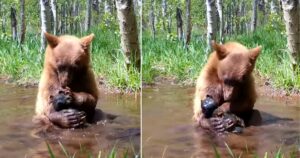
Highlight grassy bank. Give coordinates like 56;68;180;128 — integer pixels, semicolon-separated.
142;27;299;91
0;29;140;92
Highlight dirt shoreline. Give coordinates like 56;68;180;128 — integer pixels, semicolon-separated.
0;76;140;95
142;74;300;101
2;74;300;100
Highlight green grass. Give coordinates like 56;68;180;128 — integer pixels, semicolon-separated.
46;141;133;158
212;142;299;158
142;27;300;91
0;28;140;92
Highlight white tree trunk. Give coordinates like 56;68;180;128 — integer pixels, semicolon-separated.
216;0;223;42
40;0;51;50
206;0;217;52
1;3;5;33
85;0;92;32
19;0;26;44
104;0;112;14
270;0;278;14
150;0;156;38
282;0;300;66
50;0;57;35
116;0;141;70
251;0;258;32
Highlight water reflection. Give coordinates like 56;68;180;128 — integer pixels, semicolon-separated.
0;83;140;157
143;85;300;157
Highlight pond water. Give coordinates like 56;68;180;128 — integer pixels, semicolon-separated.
0;83;140;158
143;85;300;158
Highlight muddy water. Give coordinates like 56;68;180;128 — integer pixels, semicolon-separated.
143;85;300;158
0;83;140;158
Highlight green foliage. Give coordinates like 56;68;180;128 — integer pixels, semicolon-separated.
212;143;298;158
46;142;131;158
0;28;140;92
142;31;206;85
230;27;300;90
143;26;300;91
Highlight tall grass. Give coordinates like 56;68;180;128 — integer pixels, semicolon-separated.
212;143;299;158
142;27;299;90
46;142;133;158
0;29;140;92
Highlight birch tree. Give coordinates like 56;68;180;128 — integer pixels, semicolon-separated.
162;0;167;31
10;7;17;41
0;2;5;33
205;0;217;52
85;0;92;32
19;0;26;44
50;0;57;35
216;0;223;42
270;0;279;14
150;0;156;38
251;0;258;32
281;0;300;67
40;0;52;50
116;0;141;70
185;0;192;46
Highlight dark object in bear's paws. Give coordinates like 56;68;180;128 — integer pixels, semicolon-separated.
51;93;72;111
201;96;218;118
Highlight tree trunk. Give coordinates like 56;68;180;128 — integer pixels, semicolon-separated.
104;0;112;25
0;2;6;33
167;12;172;33
19;0;26;44
50;0;57;35
40;0;52;50
258;0;265;25
205;0;217;52
216;0;223;42
133;0;142;16
281;0;300;67
176;7;183;41
270;0;278;14
115;0;141;70
104;0;112;14
239;0;246;34
185;0;192;46
251;0;258;32
10;7;18;41
162;0;167;31
73;0;79;33
85;0;92;32
150;0;156;38
92;0;100;13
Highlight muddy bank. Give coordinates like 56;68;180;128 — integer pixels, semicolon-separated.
0;76;140;94
143;73;300;101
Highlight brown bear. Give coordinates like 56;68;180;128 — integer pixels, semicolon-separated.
33;32;99;128
193;41;261;132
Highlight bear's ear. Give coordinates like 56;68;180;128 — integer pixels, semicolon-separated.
211;40;227;59
249;46;262;62
81;33;95;49
44;32;59;48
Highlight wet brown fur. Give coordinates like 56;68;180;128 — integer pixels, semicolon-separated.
193;41;261;129
33;32;99;127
